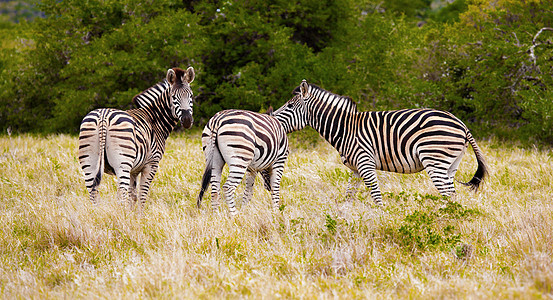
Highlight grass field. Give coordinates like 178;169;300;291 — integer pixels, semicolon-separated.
0;131;552;298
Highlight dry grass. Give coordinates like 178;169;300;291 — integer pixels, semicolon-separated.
1;130;552;299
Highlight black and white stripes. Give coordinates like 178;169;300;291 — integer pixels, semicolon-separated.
273;80;489;205
78;73;489;215
78;67;195;213
197;109;289;215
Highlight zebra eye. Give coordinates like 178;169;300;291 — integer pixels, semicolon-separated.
287;103;294;108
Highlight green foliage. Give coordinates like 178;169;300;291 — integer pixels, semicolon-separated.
385;192;481;253
397;210;460;251
324;214;337;235
413;0;553;142
318;213;340;244
193;0;345;122
428;0;467;23
1;0;202;132
308;12;432;111
0;0;43;23
0;0;552;143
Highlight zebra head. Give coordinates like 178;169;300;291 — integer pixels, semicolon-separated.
167;67;195;129
273;80;310;133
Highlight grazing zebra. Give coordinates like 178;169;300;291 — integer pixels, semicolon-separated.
197;109;289;216
78;67;195;213
273;80;488;205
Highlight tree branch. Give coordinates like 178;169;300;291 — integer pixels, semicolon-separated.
529;27;553;65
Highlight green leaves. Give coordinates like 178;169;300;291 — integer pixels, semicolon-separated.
385;192;481;253
1;0;552;143
1;0;202;132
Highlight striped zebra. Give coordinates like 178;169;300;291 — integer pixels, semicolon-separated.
78;67;195;213
273;80;489;205
197;109;289;216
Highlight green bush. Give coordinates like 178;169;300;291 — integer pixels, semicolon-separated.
385;192;481;253
413;0;553;142
0;0;552;143
1;0;204;132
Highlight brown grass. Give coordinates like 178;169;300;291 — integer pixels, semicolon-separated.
0;131;552;298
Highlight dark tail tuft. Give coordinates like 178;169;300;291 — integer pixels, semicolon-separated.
197;132;217;209
459;132;489;193
197;156;212;208
458;163;486;192
93;119;108;191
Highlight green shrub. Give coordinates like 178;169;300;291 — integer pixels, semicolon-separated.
1;0;552;143
385;192;481;253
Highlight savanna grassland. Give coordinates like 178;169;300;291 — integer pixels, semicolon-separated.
0;131;552;299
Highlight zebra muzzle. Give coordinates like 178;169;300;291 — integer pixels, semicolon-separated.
180;109;193;129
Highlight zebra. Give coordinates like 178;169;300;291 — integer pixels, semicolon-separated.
78;67;195;213
197;109;289;216
272;80;489;205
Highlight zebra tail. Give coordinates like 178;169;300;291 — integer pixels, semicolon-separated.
459;132;489;192
197;132;217;208
94;119;108;188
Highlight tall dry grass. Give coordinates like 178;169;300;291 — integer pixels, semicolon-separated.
0;131;552;298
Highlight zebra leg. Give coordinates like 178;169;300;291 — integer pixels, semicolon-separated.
135;163;159;214
260;169;272;191
89;188;99;204
269;162;285;211
115;173;132;209
242;170;257;206
112;166;131;209
78;121;103;205
84;172;101;204
424;164;456;197
105;157;133;210
223;164;249;216
345;171;362;202
103;123;136;210
357;161;384;206
129;174;138;208
209;152;225;213
117;186;131;210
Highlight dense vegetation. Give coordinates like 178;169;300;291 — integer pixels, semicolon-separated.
1;0;552;144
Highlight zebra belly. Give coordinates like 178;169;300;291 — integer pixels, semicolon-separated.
249;157;275;172
374;154;424;174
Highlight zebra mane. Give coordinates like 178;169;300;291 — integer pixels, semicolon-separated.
132;80;170;109
295;83;358;113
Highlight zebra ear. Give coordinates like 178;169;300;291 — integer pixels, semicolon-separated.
167;69;176;85
184;67;195;84
299;80;309;98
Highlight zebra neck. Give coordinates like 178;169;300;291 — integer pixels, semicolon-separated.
151;98;178;136
303;85;360;155
308;106;356;153
140;90;178;137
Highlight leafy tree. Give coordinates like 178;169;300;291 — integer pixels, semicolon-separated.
415;0;553;142
428;0;467;23
192;0;352;123
1;0;203;132
1;0;552;144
